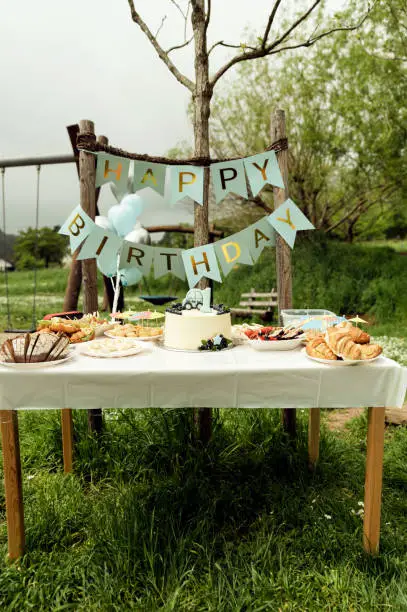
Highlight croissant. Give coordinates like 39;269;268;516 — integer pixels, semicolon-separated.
306;336;337;360
360;344;382;360
335;321;370;344
326;328;362;360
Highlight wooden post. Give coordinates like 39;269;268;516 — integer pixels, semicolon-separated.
64;124;82;312
79;121;102;433
79;119;99;314
271;109;295;437
363;407;385;555
61;409;74;473
0;410;25;559
308;408;320;470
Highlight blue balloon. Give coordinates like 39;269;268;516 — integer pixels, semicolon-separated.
108;203;138;237
119;267;143;287
120;194;144;219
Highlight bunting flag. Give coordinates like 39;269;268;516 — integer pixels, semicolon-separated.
182;243;222;288
170;165;204;206
59;197;314;289
267;198;315;248
95;153;130;193
59;205;95;251
119;241;155;276
243;151;284;195
211;159;248;203
214;231;253;277
133;160;166;196
154;247;185;280
76;226;123;277
242;217;276;262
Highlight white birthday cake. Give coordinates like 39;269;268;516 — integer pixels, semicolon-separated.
164;289;231;351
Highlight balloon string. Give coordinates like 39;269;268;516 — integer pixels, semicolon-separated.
111;254;121;319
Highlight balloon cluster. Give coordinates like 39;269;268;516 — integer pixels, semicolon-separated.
95;184;150;287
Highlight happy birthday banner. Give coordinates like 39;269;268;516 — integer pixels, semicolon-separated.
60;199;314;289
94;149;285;205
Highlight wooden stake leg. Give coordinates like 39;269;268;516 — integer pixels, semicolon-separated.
61;409;74;473
195;408;212;443
363;407;385;555
0;410;25;559
282;408;296;437
308;408;320;470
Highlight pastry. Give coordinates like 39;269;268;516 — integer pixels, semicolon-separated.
306;336;337;360
325;327;362;360
360;344;382;360
335;321;370;344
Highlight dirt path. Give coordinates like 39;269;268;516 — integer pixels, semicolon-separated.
326;408;365;431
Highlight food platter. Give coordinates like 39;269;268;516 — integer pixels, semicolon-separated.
104;330;162;342
0;351;75;369
80;338;145;358
248;338;303;351
302;347;382;366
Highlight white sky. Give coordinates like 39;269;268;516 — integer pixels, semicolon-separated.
0;0;346;235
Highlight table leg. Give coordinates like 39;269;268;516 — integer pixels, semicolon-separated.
363;406;385;555
61;409;74;473
0;410;25;559
308;408;320;471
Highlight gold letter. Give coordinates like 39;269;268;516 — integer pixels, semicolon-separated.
179;171;196;192
96;235;109;256
221;241;241;264
277;208;295;230
190;251;210;275
127;247;144;265
252;158;269;181
160;252;177;271
254;229;270;249
104;159;122;182
68;213;85;237
141;168;157;186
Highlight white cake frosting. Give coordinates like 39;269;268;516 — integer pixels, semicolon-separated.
164;309;232;350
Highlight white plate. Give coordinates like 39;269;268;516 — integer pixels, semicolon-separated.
80;339;145;358
104;330;163;341
302;347;382;366
248;337;303;351
0;351;75;369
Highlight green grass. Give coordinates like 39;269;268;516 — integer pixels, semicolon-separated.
0;409;407;610
360;239;407;253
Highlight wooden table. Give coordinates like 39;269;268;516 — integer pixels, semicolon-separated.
0;345;405;559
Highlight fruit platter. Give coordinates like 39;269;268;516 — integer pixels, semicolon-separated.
245;326;305;351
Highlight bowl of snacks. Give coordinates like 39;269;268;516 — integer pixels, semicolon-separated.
246;326;304;351
105;323;163;341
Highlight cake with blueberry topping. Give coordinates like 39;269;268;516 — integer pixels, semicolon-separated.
164;288;232;350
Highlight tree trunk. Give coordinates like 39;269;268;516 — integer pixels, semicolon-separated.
191;1;212;443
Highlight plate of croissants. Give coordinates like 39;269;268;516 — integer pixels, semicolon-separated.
304;321;383;365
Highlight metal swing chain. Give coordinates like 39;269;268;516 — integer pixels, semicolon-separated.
31;165;41;330
1;167;12;329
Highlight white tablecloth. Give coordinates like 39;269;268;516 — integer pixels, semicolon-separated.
0;343;405;411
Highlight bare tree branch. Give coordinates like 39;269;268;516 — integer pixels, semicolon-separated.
166;36;194;54
169;0;187;19
155;15;167;39
208;40;257;55
127;0;194;92
205;0;211;31
210;0;373;87
262;0;284;48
